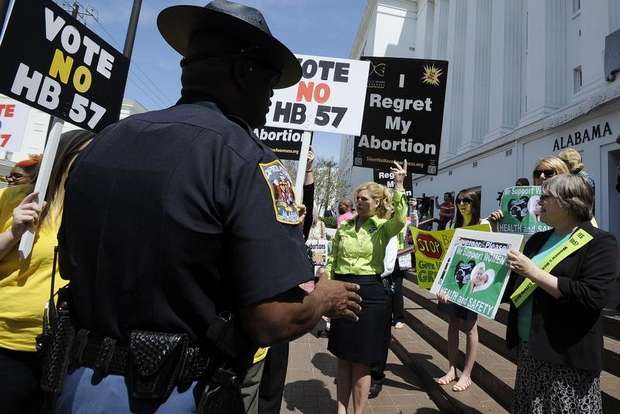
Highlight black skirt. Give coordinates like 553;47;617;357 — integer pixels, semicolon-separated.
438;302;478;321
328;274;391;365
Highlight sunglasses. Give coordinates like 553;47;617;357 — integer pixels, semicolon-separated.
533;169;556;178
457;198;473;205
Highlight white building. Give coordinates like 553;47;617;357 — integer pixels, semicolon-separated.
341;0;620;244
0;94;147;164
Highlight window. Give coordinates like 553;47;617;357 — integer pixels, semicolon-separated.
573;66;583;93
572;0;581;14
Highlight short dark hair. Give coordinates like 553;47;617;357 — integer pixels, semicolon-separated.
515;177;530;186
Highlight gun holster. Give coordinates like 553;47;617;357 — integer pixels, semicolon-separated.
194;365;245;414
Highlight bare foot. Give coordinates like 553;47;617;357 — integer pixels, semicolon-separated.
452;375;472;391
435;369;457;385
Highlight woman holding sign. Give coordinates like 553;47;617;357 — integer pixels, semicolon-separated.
436;189;489;392
323;161;408;414
0;130;93;414
505;174;617;414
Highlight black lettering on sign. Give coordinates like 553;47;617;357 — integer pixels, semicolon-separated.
0;0;129;132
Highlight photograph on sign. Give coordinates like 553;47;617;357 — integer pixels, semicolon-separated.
373;169;413;198
354;57;448;175
411;223;491;289
253;126;312;160
0;99;30;153
498;186;551;234
0;0;130;132
266;54;369;136
429;229;523;319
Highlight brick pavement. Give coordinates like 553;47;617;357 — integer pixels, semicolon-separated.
279;328;439;414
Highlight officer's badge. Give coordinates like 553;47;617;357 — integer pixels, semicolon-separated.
259;160;300;225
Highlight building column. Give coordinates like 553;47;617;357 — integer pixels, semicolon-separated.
609;0;620;33
486;0;524;142
444;0;468;157
459;0;492;152
415;0;435;58
431;0;449;59
521;0;567;125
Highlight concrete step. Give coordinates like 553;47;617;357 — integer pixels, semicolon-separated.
403;277;620;379
401;295;516;410
390;315;507;413
403;276;620;412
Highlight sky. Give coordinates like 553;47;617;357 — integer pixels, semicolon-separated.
72;0;367;161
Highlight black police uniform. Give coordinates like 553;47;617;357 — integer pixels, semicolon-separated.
56;101;313;411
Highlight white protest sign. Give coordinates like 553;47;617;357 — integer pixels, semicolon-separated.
266;54;370;136
0;99;30;153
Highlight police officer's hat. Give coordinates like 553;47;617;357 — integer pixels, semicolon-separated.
157;0;301;89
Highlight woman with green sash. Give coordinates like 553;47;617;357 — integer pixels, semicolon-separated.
505;174;617;414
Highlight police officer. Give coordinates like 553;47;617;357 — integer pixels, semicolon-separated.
53;1;362;413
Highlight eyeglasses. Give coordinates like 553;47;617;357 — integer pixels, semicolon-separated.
533;169;556;178
539;193;553;202
457;198;473;205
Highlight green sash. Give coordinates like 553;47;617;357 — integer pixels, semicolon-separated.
510;228;593;308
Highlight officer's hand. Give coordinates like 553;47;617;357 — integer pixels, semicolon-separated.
11;192;45;239
314;268;362;321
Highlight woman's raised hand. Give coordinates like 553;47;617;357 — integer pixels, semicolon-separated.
391;159;408;189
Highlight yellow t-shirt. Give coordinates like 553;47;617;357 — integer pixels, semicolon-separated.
0;185;65;352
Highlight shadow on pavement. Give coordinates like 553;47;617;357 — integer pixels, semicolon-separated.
282;379;336;413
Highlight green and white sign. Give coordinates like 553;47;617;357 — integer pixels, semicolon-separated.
497;186;551;234
430;229;523;319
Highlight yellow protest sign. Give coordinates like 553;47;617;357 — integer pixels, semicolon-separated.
412;223;491;289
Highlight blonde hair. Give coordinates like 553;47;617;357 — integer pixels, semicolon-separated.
542;174;593;221
533;156;570;180
355;182;393;219
558;148;585;174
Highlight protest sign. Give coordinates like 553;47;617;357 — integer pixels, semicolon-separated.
253;126;312;161
498;186;551;234
307;239;329;267
0;0;130;132
266;54;369;136
0;99;30;153
373;169;413;198
354;57;448;175
430;229;523;319
412;223;491;289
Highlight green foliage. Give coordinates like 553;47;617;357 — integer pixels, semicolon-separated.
320;215;337;229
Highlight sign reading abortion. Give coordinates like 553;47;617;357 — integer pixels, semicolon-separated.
0;100;30;153
0;0;130;132
266;54;369;136
253;126;313;160
373;169;413;198
354;57;448;175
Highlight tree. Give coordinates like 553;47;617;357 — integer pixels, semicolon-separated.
314;158;346;215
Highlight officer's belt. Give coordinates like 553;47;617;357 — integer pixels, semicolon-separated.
71;329;210;384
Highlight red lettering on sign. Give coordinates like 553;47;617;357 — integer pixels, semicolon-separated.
0;134;11;147
296;81;331;104
416;234;443;259
0;104;15;118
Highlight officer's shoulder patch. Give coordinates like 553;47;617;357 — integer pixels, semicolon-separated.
259;160;300;225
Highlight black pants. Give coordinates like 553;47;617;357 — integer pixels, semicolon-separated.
0;347;42;414
258;342;289;414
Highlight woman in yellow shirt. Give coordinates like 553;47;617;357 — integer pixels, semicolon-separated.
323;161;408;414
0;130;93;414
